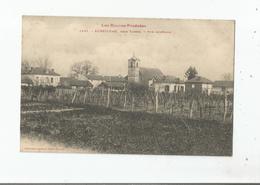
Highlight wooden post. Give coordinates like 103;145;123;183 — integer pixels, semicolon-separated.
124;90;127;109
131;94;135;112
189;99;194;119
223;91;227;122
71;90;77;104
198;98;203;119
83;88;88;104
155;91;158;113
106;87;110;108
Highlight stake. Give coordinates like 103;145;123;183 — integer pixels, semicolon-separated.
223;91;227;122
83;88;88;104
189;99;194;119
71;90;77;104
155;91;158;113
131;95;135;112
106;87;110;108
124;90;127;109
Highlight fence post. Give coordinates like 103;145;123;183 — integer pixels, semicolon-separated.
71;90;77;104
124;90;127;109
155;91;158;113
189;98;194;119
106;87;110;108
223;91;227;122
83;88;88;104
131;94;135;112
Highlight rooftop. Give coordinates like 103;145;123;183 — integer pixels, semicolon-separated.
213;80;234;88
60;77;93;87
139;67;164;82
22;67;60;76
185;76;212;84
155;75;184;83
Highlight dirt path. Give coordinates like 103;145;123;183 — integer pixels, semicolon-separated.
21;108;84;114
20;136;97;154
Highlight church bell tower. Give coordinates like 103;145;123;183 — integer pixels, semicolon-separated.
128;54;140;83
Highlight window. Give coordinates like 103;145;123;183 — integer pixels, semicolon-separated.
192;84;195;88
174;85;177;92
165;85;170;92
51;77;54;83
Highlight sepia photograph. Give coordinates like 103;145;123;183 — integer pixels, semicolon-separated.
20;16;235;156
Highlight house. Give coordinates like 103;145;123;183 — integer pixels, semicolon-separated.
85;75;105;88
153;75;185;93
97;81;126;91
127;55;164;86
22;67;61;87
96;75;126;91
86;75;126;88
185;76;213;95
21;76;33;87
59;77;93;89
212;80;234;95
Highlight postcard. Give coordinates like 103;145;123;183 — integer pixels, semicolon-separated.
21;16;234;155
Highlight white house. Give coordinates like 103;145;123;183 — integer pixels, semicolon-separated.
22;67;61;87
185;76;213;95
152;76;185;93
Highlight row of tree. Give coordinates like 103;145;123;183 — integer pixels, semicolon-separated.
21;58;99;77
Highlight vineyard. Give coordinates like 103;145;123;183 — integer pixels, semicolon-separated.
21;101;233;155
21;86;233;123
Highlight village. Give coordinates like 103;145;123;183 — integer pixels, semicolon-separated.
21;55;234;96
20;54;234;156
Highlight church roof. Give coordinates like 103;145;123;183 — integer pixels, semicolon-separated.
139;67;164;82
185;76;212;84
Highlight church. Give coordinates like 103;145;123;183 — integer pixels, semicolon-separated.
128;55;163;84
127;55;185;93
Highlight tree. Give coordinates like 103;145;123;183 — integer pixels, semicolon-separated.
33;57;52;70
21;60;31;73
184;66;198;80
70;60;98;79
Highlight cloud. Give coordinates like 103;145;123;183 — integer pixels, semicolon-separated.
22;16;234;80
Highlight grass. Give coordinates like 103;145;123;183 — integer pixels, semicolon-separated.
20;102;233;156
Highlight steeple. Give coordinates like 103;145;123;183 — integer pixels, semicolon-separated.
128;54;140;83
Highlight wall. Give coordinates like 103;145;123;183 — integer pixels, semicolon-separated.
154;83;185;93
23;74;60;87
202;84;213;95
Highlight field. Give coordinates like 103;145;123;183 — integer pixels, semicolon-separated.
21;101;233;156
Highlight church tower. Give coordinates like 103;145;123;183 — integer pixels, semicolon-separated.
128;54;140;83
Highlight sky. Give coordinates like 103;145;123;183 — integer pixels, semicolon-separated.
22;16;235;81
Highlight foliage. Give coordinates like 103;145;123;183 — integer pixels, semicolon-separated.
70;60;99;79
184;66;198;80
21;57;52;72
127;82;149;96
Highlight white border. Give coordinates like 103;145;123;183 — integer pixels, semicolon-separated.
0;0;260;183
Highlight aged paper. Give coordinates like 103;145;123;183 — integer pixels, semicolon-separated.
21;16;234;155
